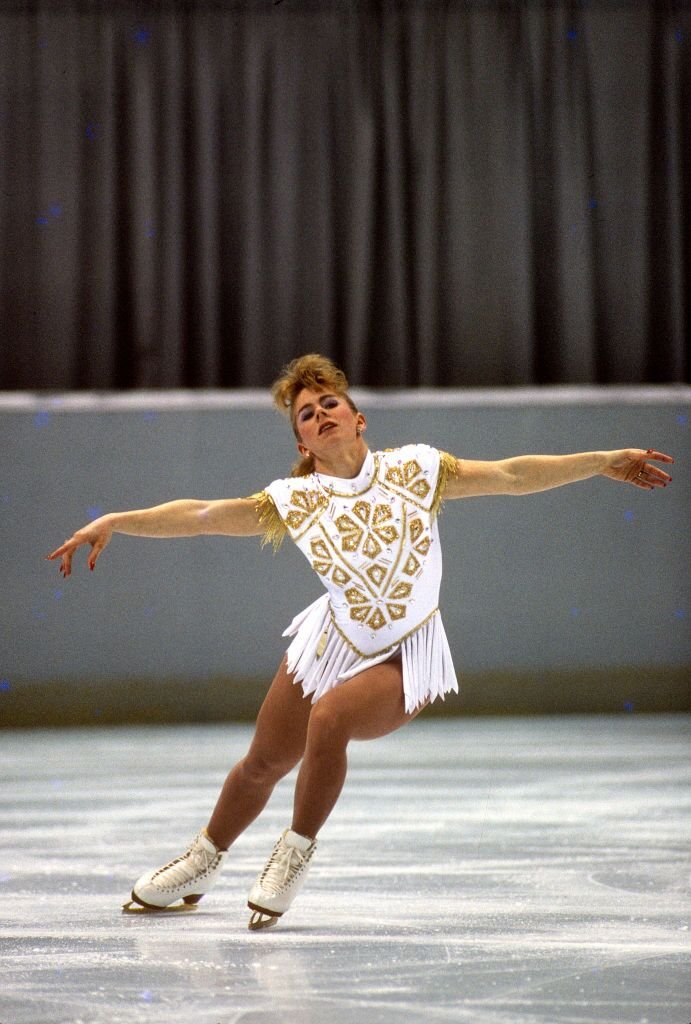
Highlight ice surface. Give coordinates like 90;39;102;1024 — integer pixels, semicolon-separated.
1;715;689;1024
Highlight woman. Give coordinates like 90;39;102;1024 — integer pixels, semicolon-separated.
47;354;674;929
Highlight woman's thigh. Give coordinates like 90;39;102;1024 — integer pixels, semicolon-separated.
309;656;424;743
245;657;314;769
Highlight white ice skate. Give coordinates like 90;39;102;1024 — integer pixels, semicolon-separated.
247;828;317;930
123;831;225;913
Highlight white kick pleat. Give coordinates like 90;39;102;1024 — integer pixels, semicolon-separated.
283;595;458;713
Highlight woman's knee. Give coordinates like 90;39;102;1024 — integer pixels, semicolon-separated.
305;699;350;754
241;749;297;787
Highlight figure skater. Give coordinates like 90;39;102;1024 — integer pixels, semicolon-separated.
47;354;674;929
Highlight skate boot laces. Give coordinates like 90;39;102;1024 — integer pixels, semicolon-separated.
152;836;219;891
260;840;307;896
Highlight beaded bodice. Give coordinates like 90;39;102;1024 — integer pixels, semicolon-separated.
262;445;453;657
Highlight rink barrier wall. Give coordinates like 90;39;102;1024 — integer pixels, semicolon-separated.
0;667;689;729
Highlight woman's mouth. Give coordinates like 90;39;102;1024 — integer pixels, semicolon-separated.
319;422;336;435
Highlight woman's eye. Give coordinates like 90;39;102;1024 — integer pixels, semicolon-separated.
323;399;338;409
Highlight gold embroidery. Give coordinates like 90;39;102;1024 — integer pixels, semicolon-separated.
285;488;328;534
408;513;432;558
403;459;422;483
301;489;327;512
409;479;431;499
335;514;364;553
385;465;404;487
341;533;362;553
350;606;369;622
375;523;398;544
340;572;414;630
403;553;420;576
347;594;409;628
291;491;311;511
342;568;413;629
308;532;361;592
329;607;440;659
410;518;424;542
317;525;378;599
353;501;371;525
336;502;398;557
310;538;330;560
336;513;357;531
365;564;387;588
362;534;382;559
286;510;306;530
381;504;407;594
384;459;432;506
368;608;386;630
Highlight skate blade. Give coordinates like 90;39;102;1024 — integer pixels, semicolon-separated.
248;910;279;931
122;899;198;914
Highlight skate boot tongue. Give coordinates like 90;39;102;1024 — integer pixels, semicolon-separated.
198;831;220;855
284;830;313;853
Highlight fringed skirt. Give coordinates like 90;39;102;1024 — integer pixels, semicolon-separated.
283;594;458;714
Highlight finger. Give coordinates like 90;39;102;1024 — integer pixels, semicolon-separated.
644;450;674;463
48;534;83;558
46;542;71;560
637;462;672;485
643;465;672;484
89;542;105;571
637;477;661;490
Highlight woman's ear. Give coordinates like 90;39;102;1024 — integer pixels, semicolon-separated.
356;413;366;435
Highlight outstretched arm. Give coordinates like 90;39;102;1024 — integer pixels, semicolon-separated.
444;448;674;499
46;497;263;577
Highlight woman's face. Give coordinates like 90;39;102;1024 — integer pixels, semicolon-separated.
293;387;365;456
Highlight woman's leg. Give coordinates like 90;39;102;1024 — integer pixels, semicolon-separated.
291;655;423;839
206;657;313;850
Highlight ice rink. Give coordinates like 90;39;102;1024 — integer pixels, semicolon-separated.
1;714;689;1024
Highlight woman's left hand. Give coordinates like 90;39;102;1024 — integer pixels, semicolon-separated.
602;449;674;490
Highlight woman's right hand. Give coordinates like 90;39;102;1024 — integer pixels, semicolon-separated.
46;516;114;577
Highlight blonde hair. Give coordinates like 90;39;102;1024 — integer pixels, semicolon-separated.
271;354;358;476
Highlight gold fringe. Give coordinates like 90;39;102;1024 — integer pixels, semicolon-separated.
249;490;287;552
431;450;459;519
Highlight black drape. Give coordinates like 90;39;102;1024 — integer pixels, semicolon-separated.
0;0;687;389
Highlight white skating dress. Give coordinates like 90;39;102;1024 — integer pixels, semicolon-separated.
255;444;458;713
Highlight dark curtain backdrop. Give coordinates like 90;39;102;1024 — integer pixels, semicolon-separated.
0;0;688;389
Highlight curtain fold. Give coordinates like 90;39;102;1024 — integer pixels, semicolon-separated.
0;0;687;389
